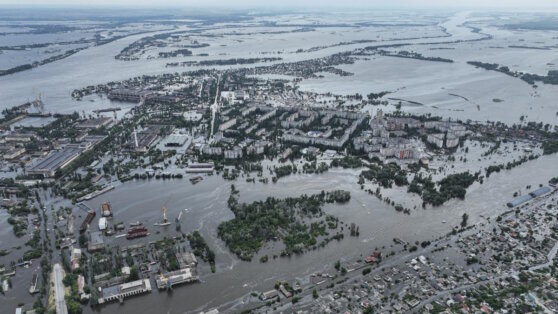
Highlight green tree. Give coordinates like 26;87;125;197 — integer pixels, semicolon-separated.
127;265;139;282
78;234;87;248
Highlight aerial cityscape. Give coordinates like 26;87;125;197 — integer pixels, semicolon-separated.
1;0;558;313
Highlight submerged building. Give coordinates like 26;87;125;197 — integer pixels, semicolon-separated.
98;279;152;304
506;186;552;208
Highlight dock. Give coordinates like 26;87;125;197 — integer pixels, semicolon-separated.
77;185;115;202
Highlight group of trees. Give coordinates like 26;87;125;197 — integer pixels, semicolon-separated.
360;163;408;188
187;231;216;272
485;154;538;177
273;164;295;179
408;172;478;207
331;156;363;169
469;61;558;86
218;189;349;260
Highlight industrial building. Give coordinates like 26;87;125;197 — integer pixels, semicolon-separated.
107;88;151;103
88;231;105;252
506;186;552;208
98;279;152;304
126;125;163;153
155;268;198;290
75;117;113;130
25;145;84;177
177;252;198;269
3;133;34;143
162;133;189;147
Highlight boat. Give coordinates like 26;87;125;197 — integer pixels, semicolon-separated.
29;274;38;294
442;220;447;224
79;210;96;233
130;221;142;227
101;202;113;217
126;226;148;240
190;176;203;184
154;221;171;227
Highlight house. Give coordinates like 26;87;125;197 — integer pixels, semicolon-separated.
262;289;279;300
70;247;82;270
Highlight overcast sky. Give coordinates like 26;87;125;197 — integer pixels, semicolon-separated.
1;0;558;9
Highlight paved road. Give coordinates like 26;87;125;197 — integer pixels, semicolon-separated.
209;75;220;139
530;240;558;271
53;263;68;314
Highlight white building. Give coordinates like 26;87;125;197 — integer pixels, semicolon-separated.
446;133;460;148
221;91;249;104
426;133;445;148
218;118;237;132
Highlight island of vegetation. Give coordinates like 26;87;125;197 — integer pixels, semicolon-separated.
217;185;351;261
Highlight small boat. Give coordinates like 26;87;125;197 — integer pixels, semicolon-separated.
154;222;171;227
130;221;142;227
442;220;447;224
190;176;203;184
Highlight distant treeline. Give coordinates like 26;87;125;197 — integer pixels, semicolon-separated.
377;49;454;63
167;57;283;68
0;47;86;77
468;61;558;86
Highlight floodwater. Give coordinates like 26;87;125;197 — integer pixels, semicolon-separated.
0;11;556;126
2;9;558;313
74;151;558;313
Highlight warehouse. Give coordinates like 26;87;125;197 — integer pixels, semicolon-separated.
25;145;83;177
98;279;152;304
506;186;551;208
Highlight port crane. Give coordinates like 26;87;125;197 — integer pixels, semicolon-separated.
154;195;172;227
175;208;188;224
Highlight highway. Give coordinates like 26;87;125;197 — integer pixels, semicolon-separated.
53;263;68;314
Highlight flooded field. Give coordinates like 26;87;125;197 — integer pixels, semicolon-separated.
1;10;557;126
